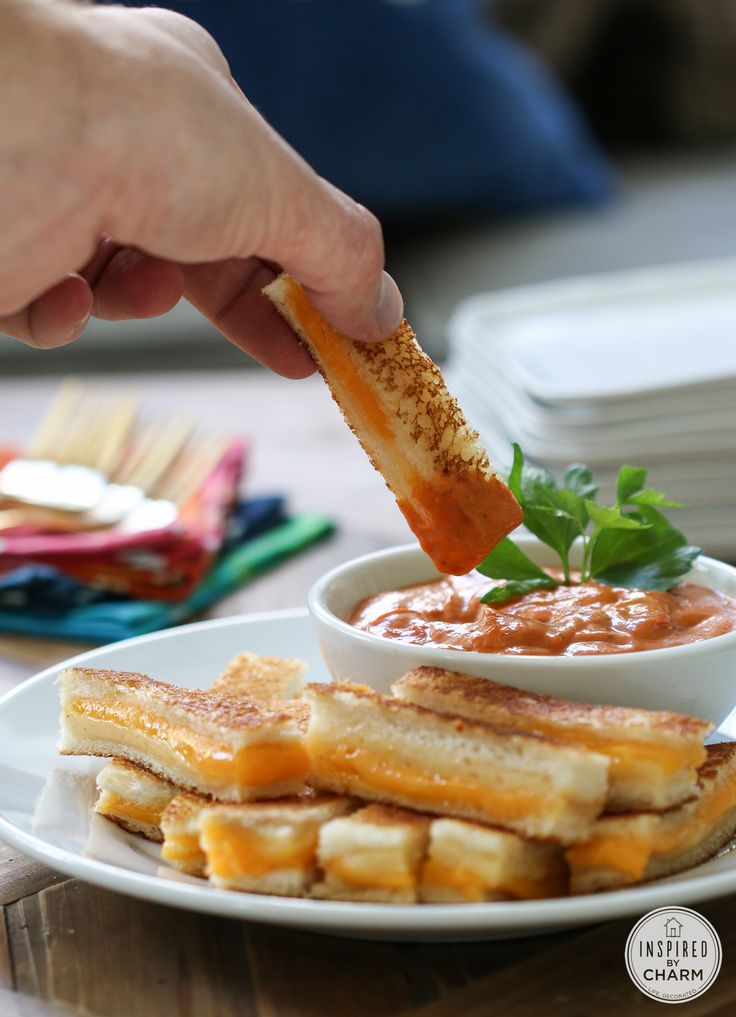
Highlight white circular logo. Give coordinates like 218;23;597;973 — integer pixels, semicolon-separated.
625;907;722;1003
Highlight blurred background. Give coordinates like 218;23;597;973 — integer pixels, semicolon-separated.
3;0;736;372
1;0;736;659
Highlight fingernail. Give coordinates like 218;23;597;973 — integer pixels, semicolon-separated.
64;312;90;341
375;272;403;337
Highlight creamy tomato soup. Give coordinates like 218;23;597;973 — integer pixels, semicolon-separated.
349;571;736;656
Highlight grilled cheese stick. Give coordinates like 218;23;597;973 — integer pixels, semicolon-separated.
305;682;609;844
160;792;209;875
567;742;736;894
263;274;521;574
395;667;712;811
199;794;354;896
211;652;306;706
95;759;180;843
420;818;567;903
92;653;310;841
60;667;309;802
312;804;429;903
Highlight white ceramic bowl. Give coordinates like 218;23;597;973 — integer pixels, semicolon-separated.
308;538;736;725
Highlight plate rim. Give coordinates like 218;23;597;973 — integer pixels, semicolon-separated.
1;609;736;936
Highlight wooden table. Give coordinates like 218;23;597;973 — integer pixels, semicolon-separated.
0;370;733;1017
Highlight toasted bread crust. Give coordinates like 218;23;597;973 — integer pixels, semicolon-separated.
211;653;306;706
100;812;164;844
305;682;609;843
395;667;712;740
263;274;521;573
306;680;566;746
62;667;293;729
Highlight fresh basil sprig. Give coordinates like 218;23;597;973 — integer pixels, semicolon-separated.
477;445;701;605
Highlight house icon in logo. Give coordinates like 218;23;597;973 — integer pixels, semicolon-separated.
664;917;684;938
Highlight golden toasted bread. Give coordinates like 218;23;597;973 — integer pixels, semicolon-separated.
60;667;309;802
211;652;306;706
95;759;180;843
312;804;430;904
394;667;712;812
567;742;736;894
160;792;210;875
305;682;610;844
263;273;521;574
93;652;308;838
199;793;354;896
420;817;567;903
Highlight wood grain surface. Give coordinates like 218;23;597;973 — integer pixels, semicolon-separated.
0;371;733;1016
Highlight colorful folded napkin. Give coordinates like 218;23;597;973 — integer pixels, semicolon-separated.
0;498;333;644
0;440;247;602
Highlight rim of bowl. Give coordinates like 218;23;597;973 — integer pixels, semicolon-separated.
307;539;736;667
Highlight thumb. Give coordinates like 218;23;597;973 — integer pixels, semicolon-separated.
254;134;403;341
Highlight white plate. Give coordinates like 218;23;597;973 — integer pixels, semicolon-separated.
448;258;736;405
1;609;735;942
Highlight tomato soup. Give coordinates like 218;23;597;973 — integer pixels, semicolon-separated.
349;572;736;656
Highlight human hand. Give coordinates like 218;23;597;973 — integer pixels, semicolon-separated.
0;3;403;377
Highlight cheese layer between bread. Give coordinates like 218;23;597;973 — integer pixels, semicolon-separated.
199;797;353;895
263;274;521;574
567;742;736;892
312;805;429;903
395;667;711;811
59;668;309;801
305;682;609;844
420;818;566;903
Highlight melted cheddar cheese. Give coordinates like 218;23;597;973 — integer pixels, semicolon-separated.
421;859;564;901
201;822;316;880
97;791;164;829
310;741;549;823
568;772;736;880
71;699;309;789
566;833;654;881
283;279;393;442
161;833;204;866
322;856;416;892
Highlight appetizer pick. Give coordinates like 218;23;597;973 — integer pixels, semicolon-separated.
479;446;702;604
262;273;521;574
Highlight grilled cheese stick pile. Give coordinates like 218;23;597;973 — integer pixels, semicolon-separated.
59;656;736;902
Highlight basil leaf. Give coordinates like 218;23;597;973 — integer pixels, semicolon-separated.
523;505;582;562
514;449;558;506
595;545;702;590
564;463;599;501
585;501;650;531
557;488;591;531
616;465;648;506
477;537;552;582
628;488;683;509
588;505;687;578
481;576;557;605
507;443;524;503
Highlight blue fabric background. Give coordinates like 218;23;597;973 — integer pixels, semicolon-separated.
143;0;614;221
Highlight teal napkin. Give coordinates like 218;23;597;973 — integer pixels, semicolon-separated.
0;513;334;644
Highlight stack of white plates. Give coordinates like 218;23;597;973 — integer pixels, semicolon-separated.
446;259;736;559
